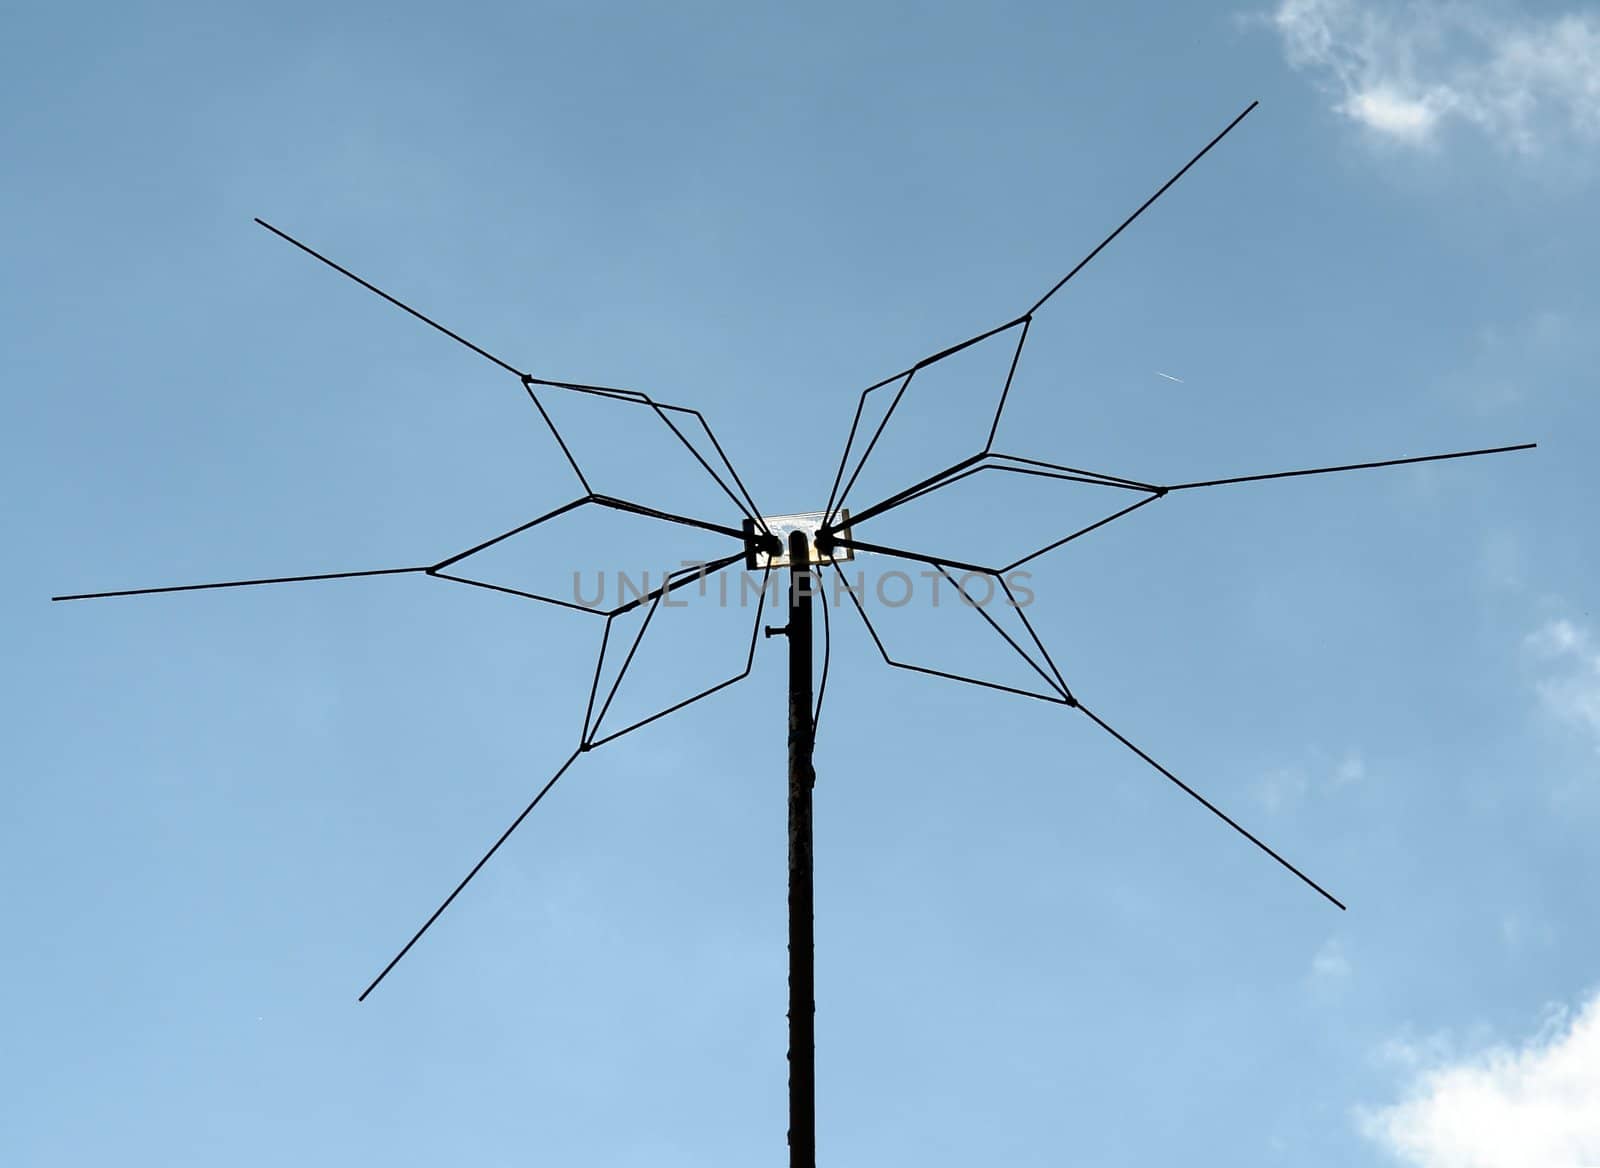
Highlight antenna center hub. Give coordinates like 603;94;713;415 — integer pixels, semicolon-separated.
742;511;854;570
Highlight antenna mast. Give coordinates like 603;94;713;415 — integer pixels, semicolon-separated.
777;529;818;1166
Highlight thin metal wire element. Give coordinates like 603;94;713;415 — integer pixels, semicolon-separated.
359;747;584;1001
1167;443;1537;491
836;452;988;531
830;536;998;577
523;377;768;530
813;574;831;733
585;555;751;745
257;218;765;534
586;563;773;749
930;563;1070;700
533;379;763;527
824;318;1029;525
1003;575;1074;700
520;381;594;494
843;458;1155;536
828;317;1029;525
826;371;914;528
364;560;768;999
1074;701;1346;910
988;452;1161;492
582;619;615;743
828;561;1072;706
1025;101;1258;316
589;495;752;543
53;566;426;603
983;316;1032;452
825;548;1342;907
427;572;610;617
1003;494;1167;572
431;498;595;572
607;550;747;617
825;96;1258;526
255;218;525;378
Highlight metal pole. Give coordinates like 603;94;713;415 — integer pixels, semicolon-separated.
785;529;816;1168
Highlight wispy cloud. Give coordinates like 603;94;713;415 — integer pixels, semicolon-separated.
1267;0;1600;153
1525;618;1600;753
1256;747;1366;811
1310;937;1352;988
1257;765;1310;812
1332;749;1365;785
1498;911;1555;954
1446;309;1578;416
1360;989;1600;1165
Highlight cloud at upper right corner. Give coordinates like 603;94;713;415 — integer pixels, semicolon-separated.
1263;0;1600;155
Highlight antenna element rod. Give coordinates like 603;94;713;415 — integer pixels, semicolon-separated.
784;530;817;1168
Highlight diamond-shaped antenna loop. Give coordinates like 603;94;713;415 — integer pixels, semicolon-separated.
581;558;774;749
425;493;750;619
823;540;1351;913
824;553;1072;708
833;453;1167;575
820;102;1276;548
250;217;770;543
816;319;1168;573
521;375;774;541
356;550;762;1003
822;315;1031;532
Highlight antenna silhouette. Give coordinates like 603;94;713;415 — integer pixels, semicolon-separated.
55;100;1535;1166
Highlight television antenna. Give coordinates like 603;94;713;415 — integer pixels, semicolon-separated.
54;100;1535;1165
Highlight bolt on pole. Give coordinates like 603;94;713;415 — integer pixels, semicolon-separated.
785;528;817;1167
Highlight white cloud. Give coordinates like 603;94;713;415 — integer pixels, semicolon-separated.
1499;912;1556;954
1477;529;1525;591
1525;619;1600;753
1341;87;1443;141
1310;937;1352;984
1332;749;1365;785
1268;0;1600;152
1258;765;1310;812
1443;309;1586;417
1360;989;1600;1166
1256;748;1366;810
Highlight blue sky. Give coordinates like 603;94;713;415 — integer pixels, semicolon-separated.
4;2;1598;1165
